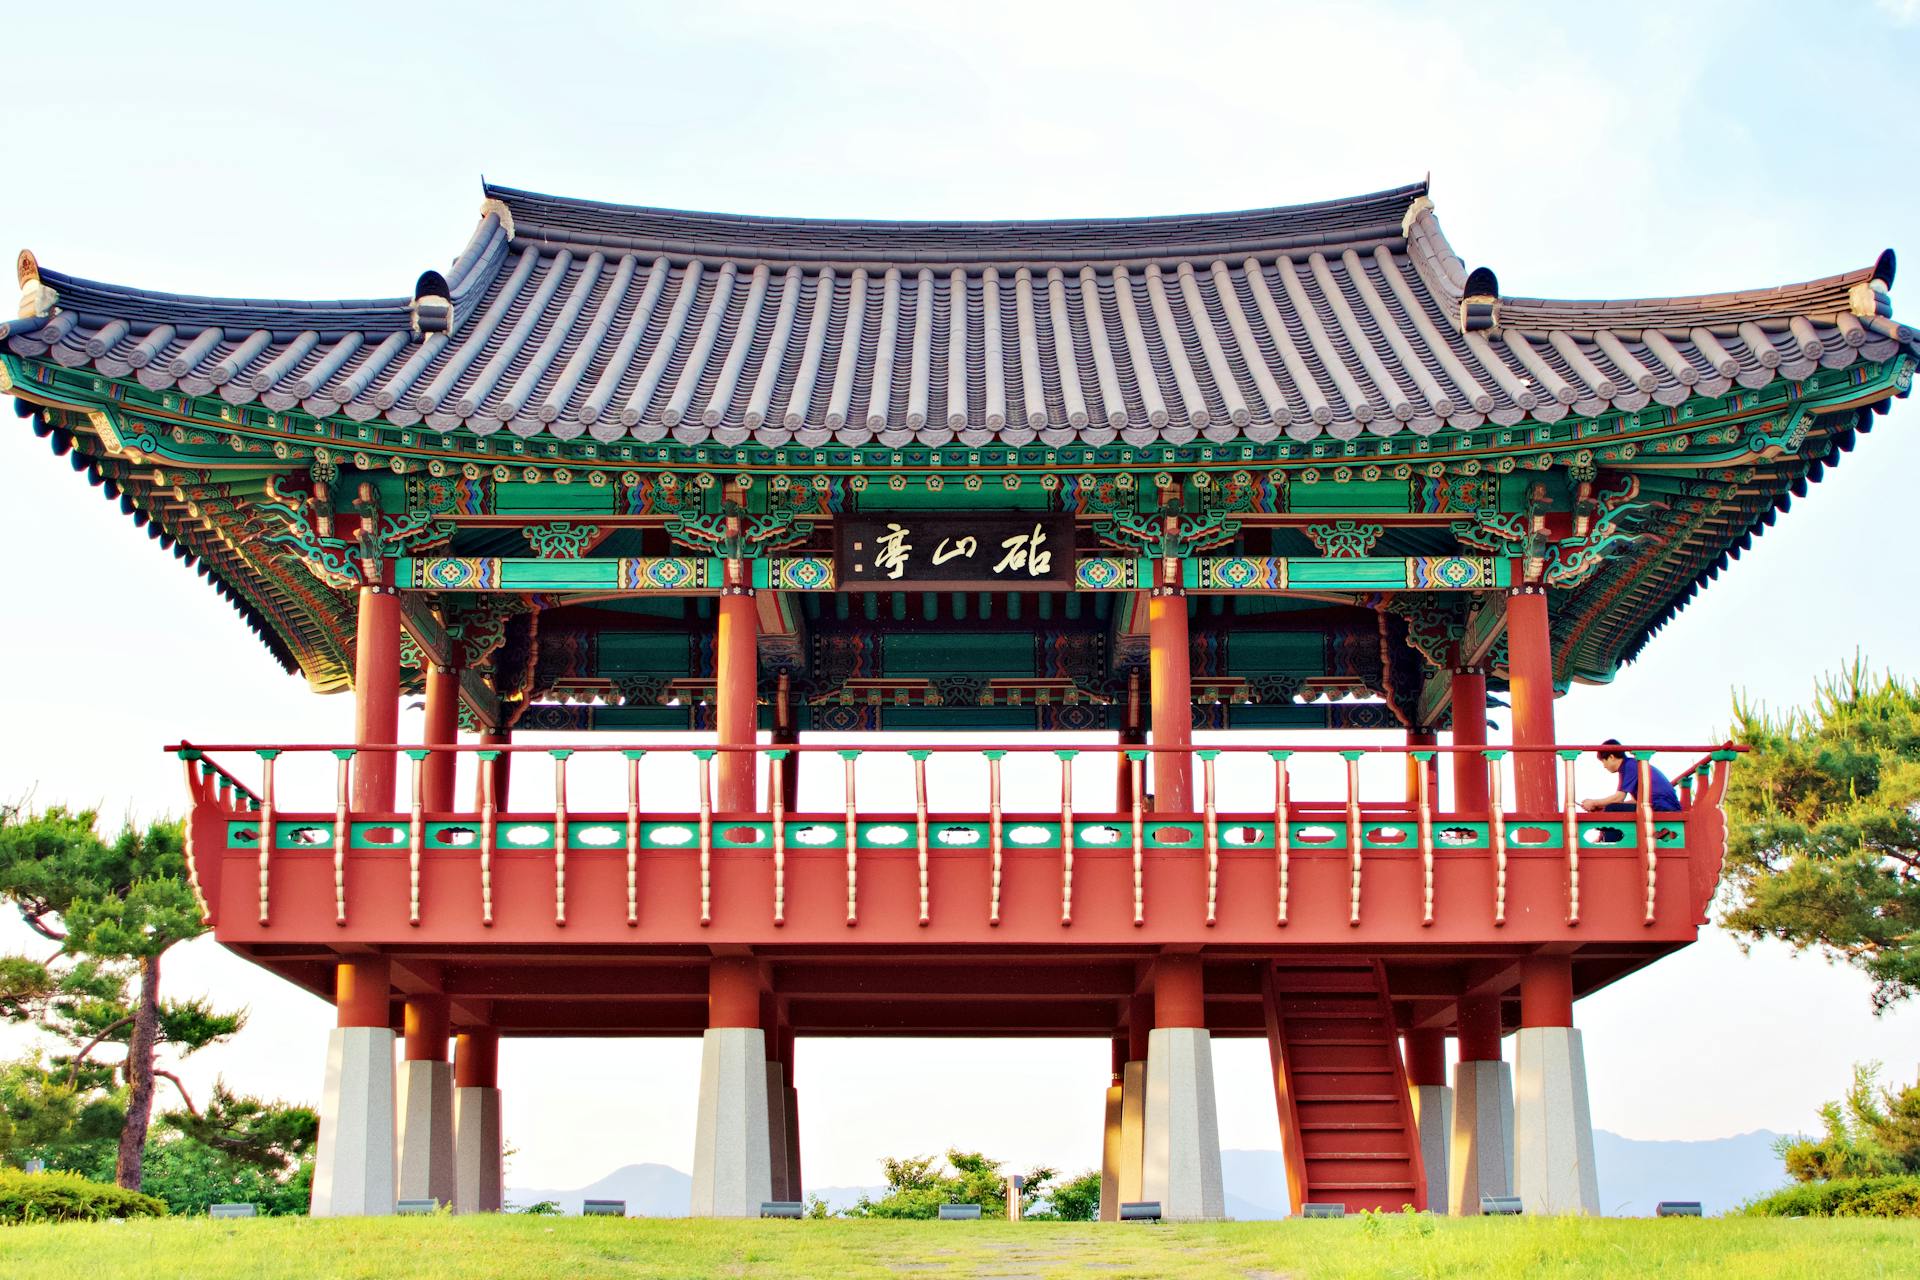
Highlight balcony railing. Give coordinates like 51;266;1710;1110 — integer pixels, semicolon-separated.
172;740;1737;943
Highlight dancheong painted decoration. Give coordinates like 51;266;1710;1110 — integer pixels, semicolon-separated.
5;179;1912;1221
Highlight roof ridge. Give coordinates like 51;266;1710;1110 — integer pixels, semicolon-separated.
481;178;1433;234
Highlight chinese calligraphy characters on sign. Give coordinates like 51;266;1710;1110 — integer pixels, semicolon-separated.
838;514;1073;586
991;525;1052;577
874;523;913;579
931;536;978;566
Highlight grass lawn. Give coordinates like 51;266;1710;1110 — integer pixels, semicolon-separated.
2;1214;1916;1279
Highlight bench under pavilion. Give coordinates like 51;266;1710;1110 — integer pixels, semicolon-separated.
4;178;1913;1219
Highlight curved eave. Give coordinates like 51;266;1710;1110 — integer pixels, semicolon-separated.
11;399;353;691
1547;400;1896;684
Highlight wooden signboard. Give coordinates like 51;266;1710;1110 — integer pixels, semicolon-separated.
836;513;1075;590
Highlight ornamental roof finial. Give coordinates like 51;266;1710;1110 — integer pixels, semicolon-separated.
1459;265;1500;335
16;249;56;319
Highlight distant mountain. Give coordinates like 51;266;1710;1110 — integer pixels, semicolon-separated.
509;1129;1789;1219
1221;1130;1789;1218
1222;1149;1290;1219
508;1163;691;1216
809;1184;885;1213
1591;1129;1786;1217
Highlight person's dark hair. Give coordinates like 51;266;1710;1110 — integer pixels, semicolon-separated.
1597;738;1625;761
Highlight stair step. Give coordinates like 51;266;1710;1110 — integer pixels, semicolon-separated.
1305;1153;1417;1163
1299;1121;1406;1132
1308;1181;1419;1191
1287;1037;1395;1047
1295;1094;1400;1103
1291;1066;1395;1075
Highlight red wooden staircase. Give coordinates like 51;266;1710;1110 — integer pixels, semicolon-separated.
1261;960;1426;1213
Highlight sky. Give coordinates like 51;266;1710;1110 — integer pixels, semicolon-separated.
3;0;1920;1201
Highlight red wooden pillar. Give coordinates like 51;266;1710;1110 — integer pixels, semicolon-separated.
1405;729;1439;802
1127;992;1153;1063
1404;1028;1447;1088
1451;667;1489;812
1116;670;1144;810
336;956;392;1029
475;728;512;811
453;1028;499;1090
1152;955;1204;1029
773;673;799;812
1456;995;1503;1063
422;663;459;812
351;566;402;813
1519;955;1574;1029
1506;583;1557;812
404;994;450;1063
717;576;758;814
1115;726;1144;811
1148;587;1193;812
709;957;762;1030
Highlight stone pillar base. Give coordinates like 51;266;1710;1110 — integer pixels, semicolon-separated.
313;1026;397;1217
1514;1027;1600;1215
765;1061;791;1203
1099;1082;1124;1221
399;1059;455;1208
691;1027;773;1217
454;1086;503;1213
786;1084;801;1200
1410;1083;1453;1216
1449;1059;1514;1215
1118;1060;1146;1206
1142;1029;1225;1221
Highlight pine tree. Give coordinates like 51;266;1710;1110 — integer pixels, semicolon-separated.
0;807;243;1189
1722;660;1920;1011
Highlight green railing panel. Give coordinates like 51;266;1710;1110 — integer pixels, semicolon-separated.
485;821;555;851
1431;821;1491;850
1288;821;1348;851
1502;820;1567;851
567;820;632;849
712;821;773;849
1359;822;1420;850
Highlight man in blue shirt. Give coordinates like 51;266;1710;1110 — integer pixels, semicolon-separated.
1580;739;1683;813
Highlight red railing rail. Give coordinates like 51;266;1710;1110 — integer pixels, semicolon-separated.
168;739;1740;936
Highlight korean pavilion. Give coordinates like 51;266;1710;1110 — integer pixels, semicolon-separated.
3;179;1913;1219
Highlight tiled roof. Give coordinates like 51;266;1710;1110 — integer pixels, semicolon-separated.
8;181;1914;448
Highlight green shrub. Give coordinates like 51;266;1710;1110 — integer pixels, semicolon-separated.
1744;1174;1920;1218
0;1169;167;1223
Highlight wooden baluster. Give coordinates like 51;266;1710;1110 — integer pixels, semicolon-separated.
177;751;211;925
986;750;1006;926
1058;751;1078;926
478;748;498;927
1201;750;1220;927
331;749;354;926
841;750;861;927
1637;751;1658;926
1487;750;1507;926
698;750;715;927
1272;751;1292;926
1343;750;1363;927
407;750;428;927
1130;751;1146;927
624;750;644;927
769;749;788;927
257;750;280;926
1415;749;1435;927
1561;751;1581;926
911;750;932;927
552;750;572;927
